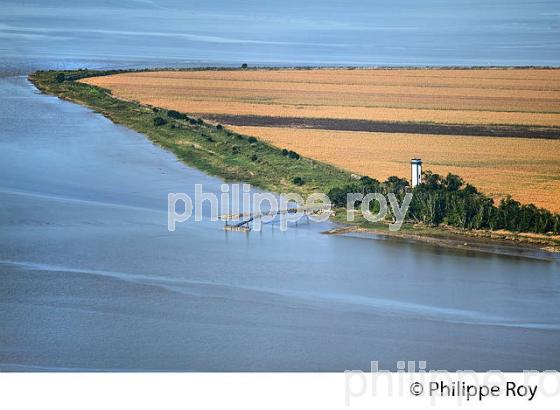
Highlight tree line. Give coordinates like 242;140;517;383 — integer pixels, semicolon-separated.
327;171;560;234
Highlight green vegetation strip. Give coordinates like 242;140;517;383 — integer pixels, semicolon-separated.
30;69;354;195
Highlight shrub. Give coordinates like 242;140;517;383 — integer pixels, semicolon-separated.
206;136;215;142
153;116;167;126
292;176;305;186
247;136;257;143
241;63;248;69
189;118;197;125
55;73;65;83
327;186;352;207
167;110;185;120
281;148;289;156
287;150;300;160
216;124;223;130
250;154;258;162
231;145;240;154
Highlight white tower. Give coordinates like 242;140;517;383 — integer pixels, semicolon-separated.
411;158;422;187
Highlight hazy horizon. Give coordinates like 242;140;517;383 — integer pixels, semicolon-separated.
1;0;560;70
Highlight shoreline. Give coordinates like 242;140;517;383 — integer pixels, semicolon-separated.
29;69;356;197
28;69;560;258
323;224;560;261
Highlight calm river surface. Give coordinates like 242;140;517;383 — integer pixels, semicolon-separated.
1;0;560;371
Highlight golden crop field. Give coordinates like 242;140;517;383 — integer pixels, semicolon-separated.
82;69;560;211
82;69;560;126
230;126;560;212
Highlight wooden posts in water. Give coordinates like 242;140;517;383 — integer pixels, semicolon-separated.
219;204;331;232
224;225;251;232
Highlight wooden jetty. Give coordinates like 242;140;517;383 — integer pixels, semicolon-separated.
219;204;332;231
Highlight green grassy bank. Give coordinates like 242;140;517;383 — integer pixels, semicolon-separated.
29;69;354;195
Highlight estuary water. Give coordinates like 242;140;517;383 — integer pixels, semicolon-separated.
1;0;560;371
2;0;560;67
1;75;559;371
